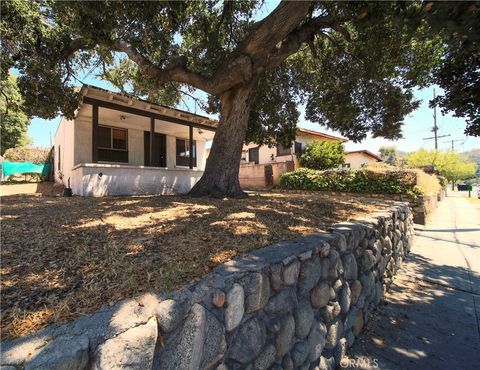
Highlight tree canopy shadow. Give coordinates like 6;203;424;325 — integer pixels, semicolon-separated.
347;253;480;370
0;191;391;339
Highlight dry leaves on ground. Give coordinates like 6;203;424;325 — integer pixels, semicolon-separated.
0;190;393;339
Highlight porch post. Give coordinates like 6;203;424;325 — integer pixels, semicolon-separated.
150;117;155;166
189;125;194;169
92;104;98;163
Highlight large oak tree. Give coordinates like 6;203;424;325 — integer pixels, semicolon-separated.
2;0;478;197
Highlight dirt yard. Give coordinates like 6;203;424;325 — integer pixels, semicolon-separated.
0;182;63;197
1;190;393;339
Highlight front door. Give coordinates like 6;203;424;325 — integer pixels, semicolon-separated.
144;132;166;167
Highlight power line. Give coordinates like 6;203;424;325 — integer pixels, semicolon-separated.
423;134;450;144
443;139;462;151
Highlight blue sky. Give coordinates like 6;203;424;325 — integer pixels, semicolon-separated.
26;0;480;154
27;76;480;154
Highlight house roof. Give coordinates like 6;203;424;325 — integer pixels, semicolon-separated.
297;128;348;142
79;84;218;129
346;150;383;161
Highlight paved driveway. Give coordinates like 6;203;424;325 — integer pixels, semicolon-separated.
346;192;480;370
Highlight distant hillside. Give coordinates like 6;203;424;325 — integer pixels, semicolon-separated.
462;149;480;163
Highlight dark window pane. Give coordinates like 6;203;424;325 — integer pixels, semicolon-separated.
176;139;187;156
176;139;196;166
277;144;291;156
98;149;128;162
99;126;111;148
249;147;259;164
58;145;61;171
294;142;302;155
112;128;127;150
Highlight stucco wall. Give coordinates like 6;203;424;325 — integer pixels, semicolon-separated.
2;203;414;370
345;153;379;170
54;117;75;187
74;119;92;165
239;161;295;189
71;164;204;196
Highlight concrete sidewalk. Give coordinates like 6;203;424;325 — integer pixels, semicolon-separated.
346;192;480;370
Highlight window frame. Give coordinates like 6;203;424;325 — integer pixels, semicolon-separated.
276;143;292;156
248;146;260;164
175;138;197;167
98;125;128;152
294;141;303;155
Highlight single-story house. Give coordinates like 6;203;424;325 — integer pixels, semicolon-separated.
344;150;382;169
54;85;217;196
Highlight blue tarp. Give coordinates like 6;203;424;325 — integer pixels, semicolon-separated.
1;161;50;177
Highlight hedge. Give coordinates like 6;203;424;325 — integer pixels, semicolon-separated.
3;146;51;164
279;168;430;196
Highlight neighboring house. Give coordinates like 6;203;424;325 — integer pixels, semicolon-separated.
54;85;217;196
237;128;347;188
344;150;382;169
242;128;347;166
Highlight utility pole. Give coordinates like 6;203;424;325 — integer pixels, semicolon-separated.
433;88;438;149
423;88;450;148
443;139;462;151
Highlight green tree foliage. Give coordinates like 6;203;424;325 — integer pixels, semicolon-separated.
0;72;31;155
423;2;480;136
100;59;182;106
379;146;399;166
299;141;346;170
2;0;479;196
407;149;477;188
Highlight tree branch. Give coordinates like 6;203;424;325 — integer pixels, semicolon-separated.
235;0;312;60
210;0;312;93
112;40;220;94
264;15;338;69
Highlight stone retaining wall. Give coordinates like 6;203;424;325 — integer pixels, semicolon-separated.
1;203;414;370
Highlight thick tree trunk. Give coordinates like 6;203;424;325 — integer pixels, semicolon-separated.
189;82;257;198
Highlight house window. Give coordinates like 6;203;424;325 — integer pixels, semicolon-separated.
248;147;259;164
277;144;291;156
176;138;196;167
98;125;128;162
294;142;302;155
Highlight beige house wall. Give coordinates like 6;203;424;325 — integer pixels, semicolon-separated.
239;161;294;189
242;132;342;166
345;152;379;169
54;117;75;187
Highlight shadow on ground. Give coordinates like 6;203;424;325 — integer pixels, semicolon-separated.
346;253;480;370
0;192;389;339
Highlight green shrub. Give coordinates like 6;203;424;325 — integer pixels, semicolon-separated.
279;168;425;196
299;141;345;170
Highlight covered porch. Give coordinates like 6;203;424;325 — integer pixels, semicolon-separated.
67;86;217;195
